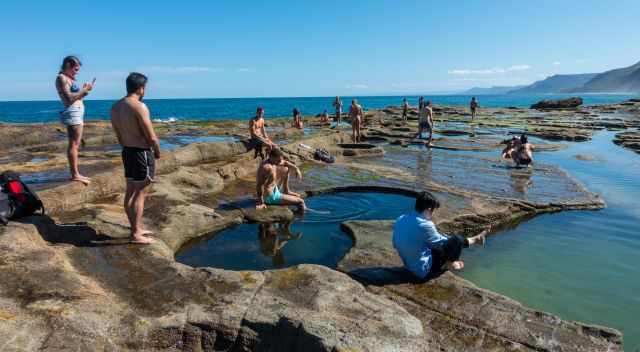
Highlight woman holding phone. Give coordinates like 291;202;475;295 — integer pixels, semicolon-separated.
55;55;95;185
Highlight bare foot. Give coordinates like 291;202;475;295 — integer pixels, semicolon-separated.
139;230;154;237
71;176;91;186
449;261;465;271
130;236;156;245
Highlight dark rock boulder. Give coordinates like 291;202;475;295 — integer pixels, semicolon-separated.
531;97;583;109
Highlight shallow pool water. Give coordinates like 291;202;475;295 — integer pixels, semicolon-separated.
458;131;640;350
175;192;415;270
160;134;237;150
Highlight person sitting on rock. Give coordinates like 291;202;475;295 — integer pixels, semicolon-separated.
392;191;490;281
249;106;276;159
321;109;330;123
256;148;306;212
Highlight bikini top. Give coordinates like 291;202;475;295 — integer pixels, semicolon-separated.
70;81;80;93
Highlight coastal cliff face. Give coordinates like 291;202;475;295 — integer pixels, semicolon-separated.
2;101;639;351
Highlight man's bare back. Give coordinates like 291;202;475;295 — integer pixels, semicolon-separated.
111;97;157;149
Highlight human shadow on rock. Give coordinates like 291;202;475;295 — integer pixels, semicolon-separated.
21;215;125;247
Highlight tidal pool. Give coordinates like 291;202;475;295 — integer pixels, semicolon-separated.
459;131;640;350
175;192;415;271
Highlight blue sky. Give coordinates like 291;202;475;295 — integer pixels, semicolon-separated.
1;0;639;100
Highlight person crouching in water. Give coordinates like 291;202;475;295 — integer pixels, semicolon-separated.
501;134;534;167
256;148;306;212
393;191;491;281
349;99;363;142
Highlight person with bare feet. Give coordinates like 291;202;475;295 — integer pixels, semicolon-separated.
256;148;306;212
416;100;433;146
249;106;276;159
349;99;363;143
292;108;303;129
332;96;343;128
55;56;95;185
110;73;160;245
401;98;409;123
470;96;479;120
393;191;491;281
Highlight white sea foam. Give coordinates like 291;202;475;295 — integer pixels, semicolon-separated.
153;117;179;123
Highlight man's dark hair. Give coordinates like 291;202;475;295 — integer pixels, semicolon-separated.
60;56;81;73
257;106;264;114
269;147;284;159
520;134;528;144
415;191;440;212
126;72;148;94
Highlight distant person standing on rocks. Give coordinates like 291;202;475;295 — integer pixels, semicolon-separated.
249;107;276;159
332;96;343;127
292;108;303;129
55;55;95;186
256;148;306;212
110;72;160;245
349;99;364;143
416;100;434;146
393;191;491;281
402;98;409;122
470;96;479;120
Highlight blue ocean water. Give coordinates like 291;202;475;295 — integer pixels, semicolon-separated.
0;94;636;123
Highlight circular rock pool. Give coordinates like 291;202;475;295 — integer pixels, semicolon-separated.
175;192;415;271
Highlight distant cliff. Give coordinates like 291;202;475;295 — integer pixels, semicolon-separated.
508;74;598;95
568;61;640;93
462;85;525;95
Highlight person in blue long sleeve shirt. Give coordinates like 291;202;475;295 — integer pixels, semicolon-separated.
393;191;491;281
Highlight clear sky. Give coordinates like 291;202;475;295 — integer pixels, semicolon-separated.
1;0;639;100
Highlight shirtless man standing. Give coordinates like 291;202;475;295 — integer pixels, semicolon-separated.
110;72;160;245
256;148;306;212
349;99;363;143
249;106;276;159
416;100;434;146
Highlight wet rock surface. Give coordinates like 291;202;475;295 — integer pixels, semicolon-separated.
1;102;636;351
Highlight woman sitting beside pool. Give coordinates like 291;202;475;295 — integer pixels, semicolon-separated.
256;148;307;212
393;191;491;281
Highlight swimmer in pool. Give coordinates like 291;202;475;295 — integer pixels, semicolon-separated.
502;134;534;167
256;148;306;212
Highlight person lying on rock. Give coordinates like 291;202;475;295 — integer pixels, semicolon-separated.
392;191;490;281
501;134;534;167
256;148;306;212
110;72;160;245
249;106;276;159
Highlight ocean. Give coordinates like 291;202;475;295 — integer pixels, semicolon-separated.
0;94;636;123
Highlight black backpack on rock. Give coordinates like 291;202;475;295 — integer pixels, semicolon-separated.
0;171;45;225
314;148;335;163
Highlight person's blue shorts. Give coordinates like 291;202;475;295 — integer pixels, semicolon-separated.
60;106;84;127
265;186;282;205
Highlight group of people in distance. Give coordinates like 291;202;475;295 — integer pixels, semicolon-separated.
53;55;517;281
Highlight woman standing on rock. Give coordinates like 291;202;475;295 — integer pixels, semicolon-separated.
349;99;363;143
292;108;303;129
55;56;95;185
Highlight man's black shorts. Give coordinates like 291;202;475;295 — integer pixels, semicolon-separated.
122;146;155;182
